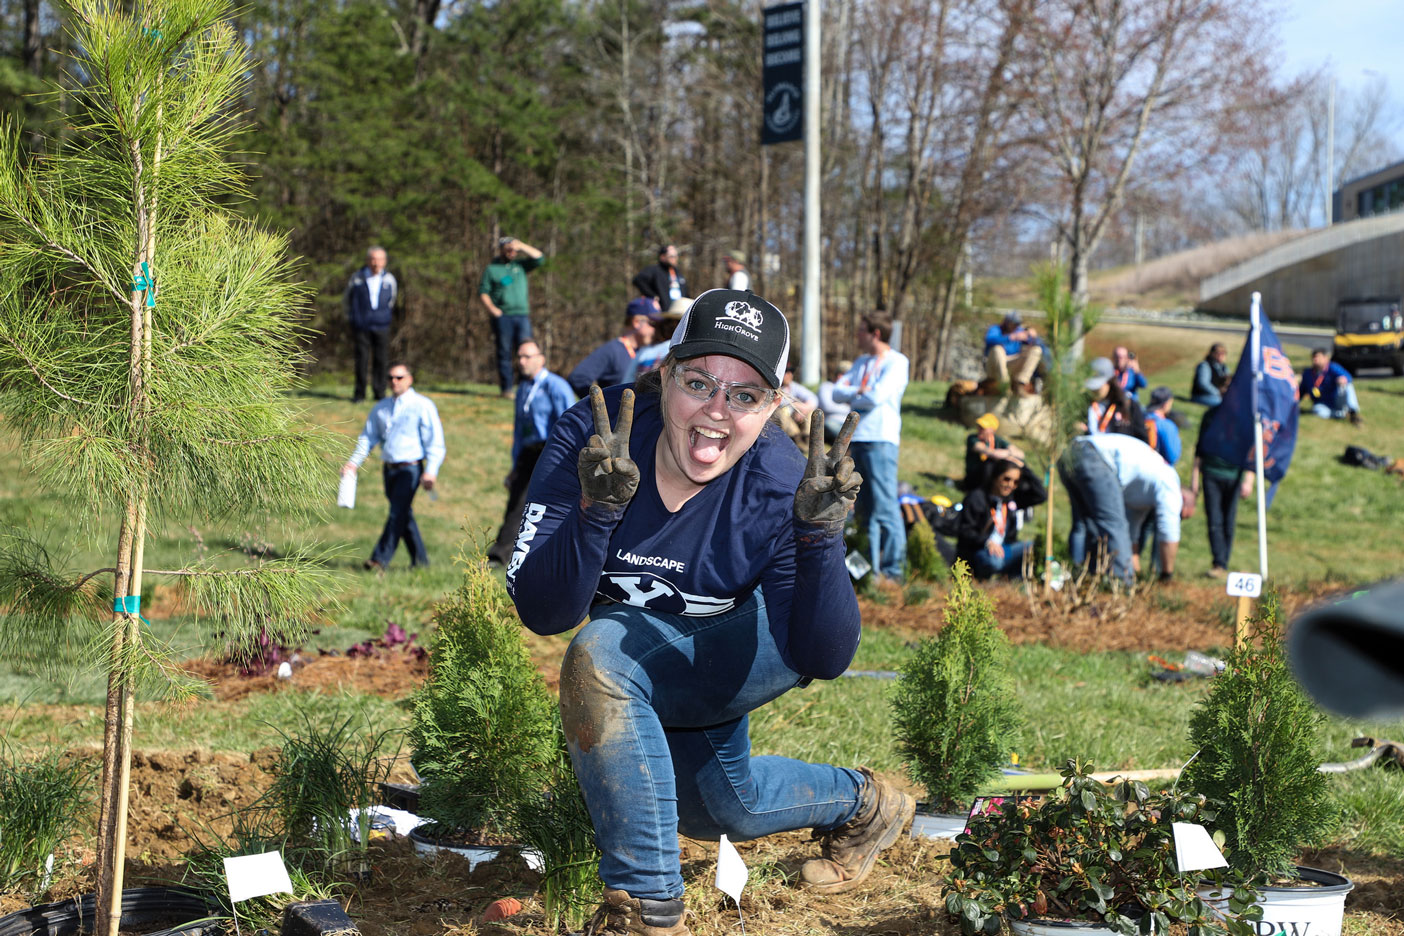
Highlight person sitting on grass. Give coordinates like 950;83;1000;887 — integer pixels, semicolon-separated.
1299;347;1362;425
954;459;1047;580
1191;343;1230;406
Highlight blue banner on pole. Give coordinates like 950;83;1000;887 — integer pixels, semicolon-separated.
761;2;803;145
1199;315;1299;501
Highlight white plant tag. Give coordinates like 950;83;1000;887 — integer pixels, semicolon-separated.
337;472;357;509
1172;822;1228;873
1225;572;1262;597
224;851;294;903
715;834;749;903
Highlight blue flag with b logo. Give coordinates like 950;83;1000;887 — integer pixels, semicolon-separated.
1199;315;1299;503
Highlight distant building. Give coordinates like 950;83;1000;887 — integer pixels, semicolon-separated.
1333;159;1404;223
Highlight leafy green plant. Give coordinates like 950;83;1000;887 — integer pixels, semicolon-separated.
1183;590;1335;882
513;720;602;934
409;549;557;840
268;709;399;879
891;562;1021;813
0;747;92;899
944;759;1263;935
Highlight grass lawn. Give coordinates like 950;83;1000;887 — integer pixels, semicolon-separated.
1;321;1403;888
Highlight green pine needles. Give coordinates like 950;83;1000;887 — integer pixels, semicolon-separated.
890;562;1021;813
1184;590;1335;882
409;550;558;840
0;2;341;928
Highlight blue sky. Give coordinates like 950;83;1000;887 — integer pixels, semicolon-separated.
1277;0;1404;127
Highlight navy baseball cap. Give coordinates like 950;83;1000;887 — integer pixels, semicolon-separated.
626;296;663;322
671;289;791;388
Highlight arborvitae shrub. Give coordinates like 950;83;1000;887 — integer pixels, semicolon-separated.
906;518;948;582
409;552;557;838
1184;589;1335;882
891;562;1021;813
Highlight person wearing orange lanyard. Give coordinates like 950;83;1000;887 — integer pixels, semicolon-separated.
1299;347;1362;425
1112;346;1148;403
567;298;661;397
830;311;910;581
954;459;1047;579
1083;356;1149;442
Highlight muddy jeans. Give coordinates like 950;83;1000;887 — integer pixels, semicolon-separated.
559;589;864;900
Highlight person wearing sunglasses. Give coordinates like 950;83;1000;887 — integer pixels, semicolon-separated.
506;289;914;935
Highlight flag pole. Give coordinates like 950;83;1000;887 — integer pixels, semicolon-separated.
1250;291;1268;581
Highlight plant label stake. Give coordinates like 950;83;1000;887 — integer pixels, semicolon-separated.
1227;572;1262;646
715;834;749;934
224;851;294;936
1171;822;1228;873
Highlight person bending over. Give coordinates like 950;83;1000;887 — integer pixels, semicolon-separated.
506;289;914;936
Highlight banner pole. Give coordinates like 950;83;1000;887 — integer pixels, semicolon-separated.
1251;292;1268;582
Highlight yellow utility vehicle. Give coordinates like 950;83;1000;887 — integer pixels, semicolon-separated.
1333;297;1404;376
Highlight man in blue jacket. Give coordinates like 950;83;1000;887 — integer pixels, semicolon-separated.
344;246;398;402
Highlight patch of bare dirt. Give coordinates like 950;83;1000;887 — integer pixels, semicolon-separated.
181;650;428;702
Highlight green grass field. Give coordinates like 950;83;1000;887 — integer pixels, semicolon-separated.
2;321;1403;867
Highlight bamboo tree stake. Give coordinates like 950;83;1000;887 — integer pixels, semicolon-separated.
100;42;161;932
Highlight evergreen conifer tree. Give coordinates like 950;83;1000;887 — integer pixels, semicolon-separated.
0;2;337;932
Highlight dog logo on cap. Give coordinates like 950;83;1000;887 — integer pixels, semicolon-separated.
722;301;764;331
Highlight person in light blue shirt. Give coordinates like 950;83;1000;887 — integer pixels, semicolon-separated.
342;362;447;570
489;340;577;566
831;311;909;580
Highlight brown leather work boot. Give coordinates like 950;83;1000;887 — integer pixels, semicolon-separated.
800;767;915;894
584;889;691;936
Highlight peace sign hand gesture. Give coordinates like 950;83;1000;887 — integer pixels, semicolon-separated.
793;410;862;536
578;385;640;508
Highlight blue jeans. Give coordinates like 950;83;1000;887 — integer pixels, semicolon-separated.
371;462;428;566
971;539;1031;579
559;591;864;900
492;315;533;392
1057;440;1133;583
1309;382;1360;419
850;441;906;579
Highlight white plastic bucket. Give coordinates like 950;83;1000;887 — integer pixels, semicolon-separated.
408;828;544;872
1199;866;1353;936
1008;919;1119;935
908;810;967;840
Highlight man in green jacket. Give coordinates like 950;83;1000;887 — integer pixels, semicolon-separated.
479;237;545;397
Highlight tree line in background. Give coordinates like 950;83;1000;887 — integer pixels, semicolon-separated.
3;0;1399;382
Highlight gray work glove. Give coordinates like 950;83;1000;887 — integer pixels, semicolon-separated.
578;385;640;508
793;410;862;537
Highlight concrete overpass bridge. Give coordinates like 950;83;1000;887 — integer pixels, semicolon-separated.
1198;213;1404;323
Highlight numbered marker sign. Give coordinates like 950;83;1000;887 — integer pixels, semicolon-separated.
1226;572;1263;598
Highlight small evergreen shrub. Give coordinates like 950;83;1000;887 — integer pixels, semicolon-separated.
890;561;1021;813
905;518;948;582
1184;589;1335;882
409;551;557;839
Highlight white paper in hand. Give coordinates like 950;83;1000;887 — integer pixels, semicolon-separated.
224;851;294;903
715;834;748;903
337;472;357;509
1172;822;1228;873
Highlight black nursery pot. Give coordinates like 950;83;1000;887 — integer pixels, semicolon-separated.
0;887;222;936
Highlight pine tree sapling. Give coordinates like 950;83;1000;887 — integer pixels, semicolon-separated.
1184;590;1335;883
891;561;1021;814
905;516;948;583
409;551;557;841
0;2;340;929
